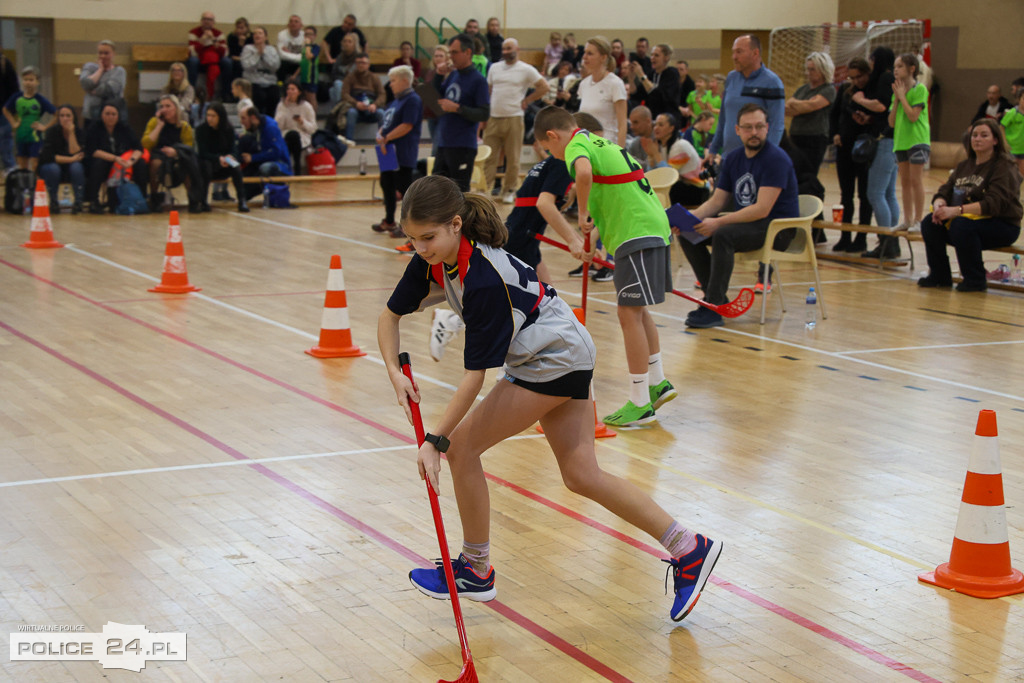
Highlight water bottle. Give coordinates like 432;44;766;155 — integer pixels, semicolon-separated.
22;188;32;215
262;184;270;209
358;149;367;176
805;287;817;330
60;185;72;208
1013;254;1022;285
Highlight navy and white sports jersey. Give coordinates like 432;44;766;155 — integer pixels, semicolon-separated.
387;238;596;382
506;156;572;238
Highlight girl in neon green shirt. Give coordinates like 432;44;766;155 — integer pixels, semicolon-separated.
889;53;930;229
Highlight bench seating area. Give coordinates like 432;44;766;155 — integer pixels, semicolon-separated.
813;219;1024;291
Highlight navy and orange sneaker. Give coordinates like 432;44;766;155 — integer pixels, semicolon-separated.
409;553;497;602
664;534;722;621
395;240;415;253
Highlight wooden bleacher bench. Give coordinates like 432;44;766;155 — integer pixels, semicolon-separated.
241;173;383;206
367;48;401;72
813;219;1024;291
132;45;191;104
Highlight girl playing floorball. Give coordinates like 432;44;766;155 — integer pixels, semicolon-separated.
377;174;722;621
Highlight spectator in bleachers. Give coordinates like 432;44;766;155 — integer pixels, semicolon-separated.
610;39;627;76
544;33;563;77
855;46;900;259
577;36;627;146
433;33;490;192
227;18;252;85
471;35;490;75
241;26;281;115
681;74;710;126
1002;89;1024;176
485;18;504;64
38;104;85;213
275;80;317;174
186;11;231;102
277;14;305;82
829;57;873;253
626;105;655;169
1011;78;1024;102
562;33;583;72
484;38;548;203
628;44;680;119
238;105;292;185
706;35;784;159
161;63;196;116
297;27;320;107
0;54;17;175
785;51;835;177
632;38;653;78
544;61;577;108
79;40;126;127
142;94;203;212
231;78;254;115
194;101;248;212
340;53;385;142
422;45;452;155
323;14;367;62
328;33;360;108
464;19;480;36
677;60;695;125
392;41;422;81
918;119;1022;292
972;85;1011;124
654;112;706;207
84;103;147;213
683;111;714;158
371;65;422;236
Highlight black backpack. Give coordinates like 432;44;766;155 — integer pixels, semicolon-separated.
5;169;35;214
310;129;349;164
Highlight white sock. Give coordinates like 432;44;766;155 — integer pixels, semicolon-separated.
629;372;649;406
648;353;665;384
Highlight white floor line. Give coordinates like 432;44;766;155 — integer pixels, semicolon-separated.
62;245;460;392
0;434;546;489
218;208;401;253
841;339;1024;354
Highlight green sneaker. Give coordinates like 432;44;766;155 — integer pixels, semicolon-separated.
649;380;678;410
603;400;656;427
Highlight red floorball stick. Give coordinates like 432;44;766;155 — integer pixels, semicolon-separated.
399;352;479;683
535;233;755;318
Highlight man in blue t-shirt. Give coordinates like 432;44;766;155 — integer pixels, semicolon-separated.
681;103;799;328
433;33;490;191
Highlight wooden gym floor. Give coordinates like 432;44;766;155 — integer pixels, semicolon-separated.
1;166;1023;682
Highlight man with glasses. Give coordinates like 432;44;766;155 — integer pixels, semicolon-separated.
705;34;784;160
680;104;799;328
433;33;490;191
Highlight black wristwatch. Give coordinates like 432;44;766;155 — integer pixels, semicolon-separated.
423;433;450;453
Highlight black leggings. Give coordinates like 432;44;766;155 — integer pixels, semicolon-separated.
284;130;303;175
199;159;246;204
380;166;414;223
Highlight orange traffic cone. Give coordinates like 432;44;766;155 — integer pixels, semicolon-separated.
21;179;63;249
306;255;366;358
919;409;1024;598
148;211;201;293
537;307;615;438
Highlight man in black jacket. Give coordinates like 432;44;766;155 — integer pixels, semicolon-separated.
971;85;1011;123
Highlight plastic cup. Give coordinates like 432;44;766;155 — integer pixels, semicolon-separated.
832;205;843;223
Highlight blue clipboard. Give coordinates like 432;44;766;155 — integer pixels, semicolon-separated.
376;143;399;172
665;203;707;244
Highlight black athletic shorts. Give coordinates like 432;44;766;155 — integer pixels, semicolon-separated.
505;369;593;400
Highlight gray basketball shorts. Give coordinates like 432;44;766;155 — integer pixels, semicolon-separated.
612;244;673;306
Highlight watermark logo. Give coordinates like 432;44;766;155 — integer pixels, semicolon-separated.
10;622;186;672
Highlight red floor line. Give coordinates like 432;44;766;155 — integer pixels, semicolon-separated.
1;258;940;682
0;317;632;683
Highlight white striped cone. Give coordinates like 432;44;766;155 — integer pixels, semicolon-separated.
22;179;63;249
306;254;365;358
919;410;1024;598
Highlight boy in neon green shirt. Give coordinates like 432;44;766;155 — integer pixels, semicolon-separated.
534;105;676;427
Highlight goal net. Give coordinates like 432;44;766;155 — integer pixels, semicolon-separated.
768;20;929;92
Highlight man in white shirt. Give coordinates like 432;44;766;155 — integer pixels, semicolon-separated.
277;14;305;81
484;38;548;203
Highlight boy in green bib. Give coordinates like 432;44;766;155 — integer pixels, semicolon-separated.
534;105;676;427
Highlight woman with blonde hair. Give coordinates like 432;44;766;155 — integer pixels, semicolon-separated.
142;93;203;212
162;62;195;114
577;36;627;146
785;51;836;174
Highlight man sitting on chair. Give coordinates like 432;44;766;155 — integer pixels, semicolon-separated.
680;103;799;328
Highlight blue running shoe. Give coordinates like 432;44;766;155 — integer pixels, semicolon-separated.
409;553;497;602
665;534;722;621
